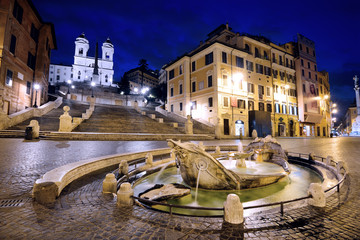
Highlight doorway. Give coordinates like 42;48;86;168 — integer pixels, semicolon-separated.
289;120;294;137
235;120;245;137
224;119;230;135
305;125;311;136
278;123;286;136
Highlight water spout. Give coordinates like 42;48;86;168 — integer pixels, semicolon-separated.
194;168;202;202
153;162;172;183
238;141;243;153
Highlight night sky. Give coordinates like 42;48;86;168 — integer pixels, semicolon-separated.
32;0;360;120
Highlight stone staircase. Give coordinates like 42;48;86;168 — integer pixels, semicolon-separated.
140;107;214;135
7;99;89;132
1;99;215;139
74;104;184;134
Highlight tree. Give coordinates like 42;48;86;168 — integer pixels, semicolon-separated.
148;82;167;103
118;74;130;95
138;59;148;88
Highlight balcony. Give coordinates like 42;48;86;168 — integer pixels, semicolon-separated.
255;54;269;61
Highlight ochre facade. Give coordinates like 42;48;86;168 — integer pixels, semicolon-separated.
166;24;330;138
0;0;56;114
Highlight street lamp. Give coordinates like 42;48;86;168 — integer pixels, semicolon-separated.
330;101;338;134
67;80;72;94
141;87;149;95
91;81;95;97
33;83;40;108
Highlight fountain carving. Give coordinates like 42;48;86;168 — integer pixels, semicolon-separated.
167;136;290;190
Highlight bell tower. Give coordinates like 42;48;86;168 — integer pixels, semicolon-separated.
75;33;89;57
102;37;114;61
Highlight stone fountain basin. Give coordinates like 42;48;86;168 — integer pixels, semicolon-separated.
132;159;333;216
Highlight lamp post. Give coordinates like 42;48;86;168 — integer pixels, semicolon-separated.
330;102;337;129
91;81;95;98
33;83;40;108
67;80;72;94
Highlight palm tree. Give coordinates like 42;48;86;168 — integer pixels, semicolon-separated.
138;59;148;88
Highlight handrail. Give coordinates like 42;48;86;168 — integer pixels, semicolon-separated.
127;152;348;217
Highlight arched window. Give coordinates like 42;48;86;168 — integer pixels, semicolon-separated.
255;48;260;57
79;48;83;55
105;53;109;59
105;75;108;82
78;71;81;80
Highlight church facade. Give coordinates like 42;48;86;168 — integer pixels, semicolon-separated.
49;33;115;87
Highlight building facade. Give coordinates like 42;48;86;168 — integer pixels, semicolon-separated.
317;70;331;137
48;33;115;87
271;43;299;137
124;67;159;94
289;34;326;136
165;24;329;138
0;0;56;114
344;105;357;134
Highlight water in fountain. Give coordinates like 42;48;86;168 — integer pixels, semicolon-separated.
133;163;324;216
194;168;202;202
153;161;173;183
238;141;243;153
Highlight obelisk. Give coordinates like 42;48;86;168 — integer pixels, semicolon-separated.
92;42;99;85
350;75;360;135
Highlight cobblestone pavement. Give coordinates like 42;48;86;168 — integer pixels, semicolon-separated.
0;137;359;239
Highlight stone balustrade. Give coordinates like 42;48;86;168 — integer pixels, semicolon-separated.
59;102;95;132
0;96;63;130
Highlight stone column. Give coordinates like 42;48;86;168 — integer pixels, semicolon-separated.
119;160;129;176
102;173;117;194
117;182;134;206
215;117;221;139
308;183;326;207
354;75;360;115
145;153;153;165
251;129;258;138
185;115;193;134
58;106;72;132
224;194;243;224
29;120;40;139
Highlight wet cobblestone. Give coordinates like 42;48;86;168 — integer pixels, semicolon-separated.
0;137;359;239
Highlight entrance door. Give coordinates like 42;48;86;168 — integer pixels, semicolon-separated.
278;123;286;136
305;125;311;136
235;120;245;137
289;120;294;137
224;119;230;135
317;126;320;136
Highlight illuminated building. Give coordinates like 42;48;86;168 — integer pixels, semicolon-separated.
165;24;329;138
0;0;56;114
288;34;324;136
48;33;115;87
124;67;159;94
